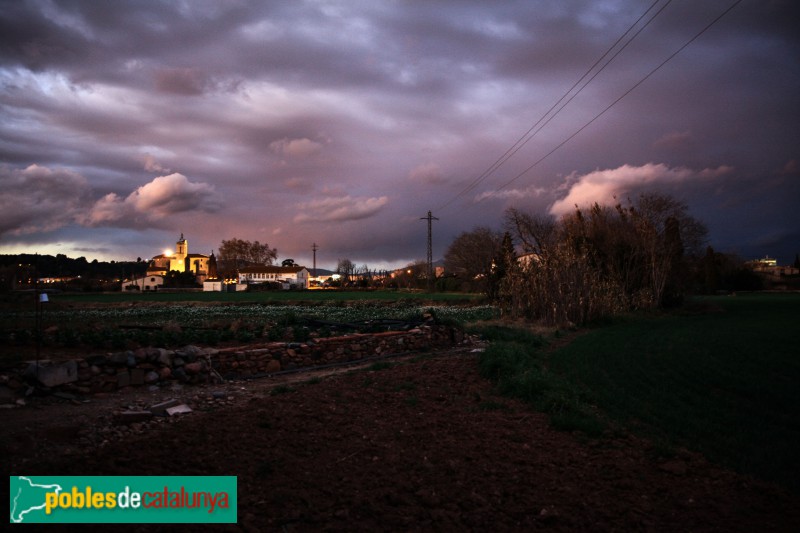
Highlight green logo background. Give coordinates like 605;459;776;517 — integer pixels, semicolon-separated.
9;476;237;524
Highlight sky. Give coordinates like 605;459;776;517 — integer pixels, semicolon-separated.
1;0;798;270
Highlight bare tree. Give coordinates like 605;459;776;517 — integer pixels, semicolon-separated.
355;264;372;287
336;258;355;285
504;208;558;255
218;238;278;270
443;226;503;294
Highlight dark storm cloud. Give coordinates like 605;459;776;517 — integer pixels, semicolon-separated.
1;0;798;265
0;164;88;235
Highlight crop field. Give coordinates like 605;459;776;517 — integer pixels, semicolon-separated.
0;290;497;362
5;289;797;495
478;293;800;493
53;289;482;304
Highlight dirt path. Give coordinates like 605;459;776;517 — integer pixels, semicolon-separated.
4;348;799;531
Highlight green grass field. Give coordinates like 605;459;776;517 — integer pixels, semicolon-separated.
545;294;800;492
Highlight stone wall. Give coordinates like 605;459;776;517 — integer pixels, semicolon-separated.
1;325;470;401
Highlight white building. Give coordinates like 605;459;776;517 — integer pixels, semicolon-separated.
122;275;164;291
238;265;310;289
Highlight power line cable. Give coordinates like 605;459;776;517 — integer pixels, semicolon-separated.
485;0;743;201
436;0;668;212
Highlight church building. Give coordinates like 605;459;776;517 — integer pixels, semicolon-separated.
146;234;215;283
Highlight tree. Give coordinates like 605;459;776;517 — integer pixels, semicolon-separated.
336;258;355;285
443;227;503;294
218;238;277;270
503;208;557;256
163;270;201;288
394;261;427;289
488;232;514;302
702;246;721;294
355;264;372;287
281;258;296;267
499;192;708;325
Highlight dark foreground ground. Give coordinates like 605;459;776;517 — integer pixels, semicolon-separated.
4;348;799;532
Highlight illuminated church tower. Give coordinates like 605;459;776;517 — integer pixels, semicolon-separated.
170;233;188;272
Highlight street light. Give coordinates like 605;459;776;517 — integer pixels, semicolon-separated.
35;291;49;379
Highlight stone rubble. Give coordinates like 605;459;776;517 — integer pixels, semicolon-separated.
0;324;474;405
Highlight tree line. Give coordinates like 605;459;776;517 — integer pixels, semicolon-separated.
0;254;148;292
443;192;771;326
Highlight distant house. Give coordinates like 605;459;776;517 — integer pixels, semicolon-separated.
238;265;310;289
516;252;541;267
122;275;164;291
746;256;799;275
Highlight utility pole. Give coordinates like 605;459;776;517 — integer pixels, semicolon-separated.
420;211;439;292
311;242;318;278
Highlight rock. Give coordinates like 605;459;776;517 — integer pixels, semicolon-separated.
165;404;192;416
173;357;186;367
25;361;78;388
113;410;153;425
158;350;173;367
116;370;131;388
184;361;204;375
175;344;203;361
158;367;172;380
130;368;145;386
172;368;187;382
149;398;181;416
144;371;160;384
266;360;281;373
86;354;108;366
133;348;150;362
108;352;129;366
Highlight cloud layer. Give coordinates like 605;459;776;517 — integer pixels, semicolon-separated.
81;173;221;226
1;1;798;265
293;195;389;223
548;163;731;216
